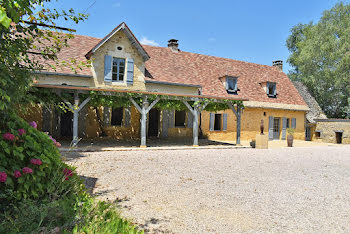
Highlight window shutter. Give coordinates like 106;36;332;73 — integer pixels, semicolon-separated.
291;118;296;129
282;117;287;140
104;55;112;82
234;79;238;92
225;80;229;90
162;110;169;138
124;107;131;127
209;113;215;131
266;83;270;94
168;110;175;128
103;107;111;126
187;111;193;128
223;113;228;131
268;116;274;140
126;58;134;85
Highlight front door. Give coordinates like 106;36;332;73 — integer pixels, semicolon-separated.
60;111;73;138
305;127;311;141
148;109;159;137
273;118;280;140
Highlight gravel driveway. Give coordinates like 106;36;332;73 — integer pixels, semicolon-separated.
66;145;350;233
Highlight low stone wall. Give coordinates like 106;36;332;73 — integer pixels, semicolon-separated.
315;119;350;144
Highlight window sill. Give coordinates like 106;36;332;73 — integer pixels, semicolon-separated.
267;94;277;98
111;81;127;86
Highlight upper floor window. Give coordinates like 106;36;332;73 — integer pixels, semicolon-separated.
112;58;125;82
226;77;238;94
267;82;277;98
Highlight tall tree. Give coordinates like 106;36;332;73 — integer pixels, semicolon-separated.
286;2;350;118
0;1;87;120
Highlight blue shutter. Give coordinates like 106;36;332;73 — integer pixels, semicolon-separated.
291;118;296;129
234;79;238;92
126;58;134;85
187;111;193;128
124;107;131;127
209;113;215;131
223;113;228;131
282;117;287;140
104;55;112;82
162;110;169;138
168;110;175;128
268;116;274;140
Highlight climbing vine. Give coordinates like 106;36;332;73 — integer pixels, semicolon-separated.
30;88;244;112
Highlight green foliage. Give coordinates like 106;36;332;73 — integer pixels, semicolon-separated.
287;128;295;135
0;0;88;113
286;2;350;118
72;201;143;234
0;113;80;205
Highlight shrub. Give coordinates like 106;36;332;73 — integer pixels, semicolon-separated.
0;113;81;208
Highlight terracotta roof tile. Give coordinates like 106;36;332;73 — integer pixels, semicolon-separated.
41;34;307;106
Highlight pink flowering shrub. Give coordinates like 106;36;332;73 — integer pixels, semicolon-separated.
0;172;7;183
30;159;42;166
28;121;37;129
18;128;26;136
2;132;15;141
0;114;79;202
13;170;21;178
22;167;33;174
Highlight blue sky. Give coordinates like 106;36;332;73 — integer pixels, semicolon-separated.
44;0;342;73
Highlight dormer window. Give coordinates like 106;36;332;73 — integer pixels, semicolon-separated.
267;82;277;98
226;77;238;94
112;57;125;82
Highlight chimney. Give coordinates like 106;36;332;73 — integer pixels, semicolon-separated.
272;60;283;71
168;39;179;52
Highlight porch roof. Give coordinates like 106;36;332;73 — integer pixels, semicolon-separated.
33;83;248;102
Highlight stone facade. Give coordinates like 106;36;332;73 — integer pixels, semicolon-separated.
315;120;350;144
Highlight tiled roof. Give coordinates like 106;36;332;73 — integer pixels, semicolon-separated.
41;34;307;106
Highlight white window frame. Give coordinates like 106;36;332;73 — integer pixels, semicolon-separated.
226;77;238;94
112;57;126;83
267;82;277;97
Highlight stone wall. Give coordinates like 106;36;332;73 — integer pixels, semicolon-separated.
201;107;306;142
315;120;350;144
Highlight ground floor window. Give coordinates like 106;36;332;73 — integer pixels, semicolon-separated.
175;110;186;127
111;107;123;126
214;114;222;131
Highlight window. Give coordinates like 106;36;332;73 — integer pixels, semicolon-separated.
175;110;186;127
315;131;321;138
286;118;290;128
214;114;222;130
111;107;123;126
226;77;238;94
112;58;125;82
267;82;277;97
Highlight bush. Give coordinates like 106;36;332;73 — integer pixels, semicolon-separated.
0;113;80;208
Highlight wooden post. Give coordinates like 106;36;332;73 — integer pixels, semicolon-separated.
182;100;207;147
129;96;160;148
228;102;242;145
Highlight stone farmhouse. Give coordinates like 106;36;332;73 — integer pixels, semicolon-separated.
24;22;315;146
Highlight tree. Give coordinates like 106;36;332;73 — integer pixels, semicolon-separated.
0;1;87;121
286;2;350;118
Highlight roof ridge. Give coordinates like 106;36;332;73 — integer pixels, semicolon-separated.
142;44;275;70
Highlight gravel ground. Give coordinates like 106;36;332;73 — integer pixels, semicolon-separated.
66;145;350;233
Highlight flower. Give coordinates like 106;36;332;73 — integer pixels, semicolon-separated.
18;128;26;136
22;167;33;174
30;158;42;165
28;121;37;129
2;132;15;141
0;172;7;183
14;170;21;178
63;168;73;180
55;141;61;147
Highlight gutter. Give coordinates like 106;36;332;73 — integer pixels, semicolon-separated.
145;79;201;88
34;71;93;78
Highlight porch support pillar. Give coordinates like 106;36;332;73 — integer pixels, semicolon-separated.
182;100;207;147
228;102;242;145
129;96;160;148
62;91;91;146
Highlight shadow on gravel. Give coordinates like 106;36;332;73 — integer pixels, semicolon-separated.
139;217;173;234
79;175;98;195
